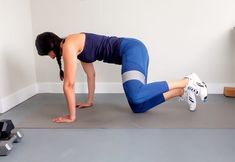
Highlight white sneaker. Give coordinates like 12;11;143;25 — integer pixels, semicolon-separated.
187;91;197;112
180;89;197;112
185;73;208;102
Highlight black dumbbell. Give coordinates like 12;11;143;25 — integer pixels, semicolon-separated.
0;134;17;156
11;129;23;143
0;120;23;156
0;119;15;139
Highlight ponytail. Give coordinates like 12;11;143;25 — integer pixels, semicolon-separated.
35;32;65;81
55;52;64;81
54;39;64;81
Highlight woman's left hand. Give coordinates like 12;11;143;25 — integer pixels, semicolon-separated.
52;115;75;123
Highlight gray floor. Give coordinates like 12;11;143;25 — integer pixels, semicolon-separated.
1;94;235;162
12;94;235;128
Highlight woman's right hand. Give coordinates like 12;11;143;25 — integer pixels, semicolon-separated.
52;115;76;123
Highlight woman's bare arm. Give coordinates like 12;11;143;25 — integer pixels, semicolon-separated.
53;39;78;123
77;62;95;108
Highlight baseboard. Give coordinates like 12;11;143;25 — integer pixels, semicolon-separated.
0;100;2;113
37;82;235;94
0;84;38;113
1;82;234;114
208;83;235;94
37;82;124;93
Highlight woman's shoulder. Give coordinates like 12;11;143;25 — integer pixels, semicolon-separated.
63;33;84;44
62;33;85;51
65;33;85;41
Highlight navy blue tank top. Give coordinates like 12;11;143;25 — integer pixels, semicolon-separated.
77;33;123;65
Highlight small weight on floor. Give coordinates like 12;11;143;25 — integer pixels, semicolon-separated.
0;119;23;156
0;135;17;156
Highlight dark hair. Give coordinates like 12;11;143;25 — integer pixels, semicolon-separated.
35;32;64;81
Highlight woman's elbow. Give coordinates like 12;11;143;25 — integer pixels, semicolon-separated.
64;82;75;89
87;72;95;79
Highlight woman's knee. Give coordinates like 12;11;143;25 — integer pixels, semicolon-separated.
132;109;147;113
123;81;144;104
130;103;147;113
127;91;145;104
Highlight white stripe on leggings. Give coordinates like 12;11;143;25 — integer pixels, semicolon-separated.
122;70;145;84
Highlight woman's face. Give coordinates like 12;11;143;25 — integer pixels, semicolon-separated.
48;51;56;59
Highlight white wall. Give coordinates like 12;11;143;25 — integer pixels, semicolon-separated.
0;0;234;113
0;0;37;113
31;0;235;86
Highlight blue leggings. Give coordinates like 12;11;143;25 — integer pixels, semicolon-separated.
120;38;169;113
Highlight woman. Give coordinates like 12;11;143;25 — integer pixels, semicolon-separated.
35;32;207;123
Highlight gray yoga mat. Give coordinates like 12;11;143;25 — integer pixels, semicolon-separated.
16;94;235;129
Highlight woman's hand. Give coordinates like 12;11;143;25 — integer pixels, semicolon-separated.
76;102;93;109
52;115;76;123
